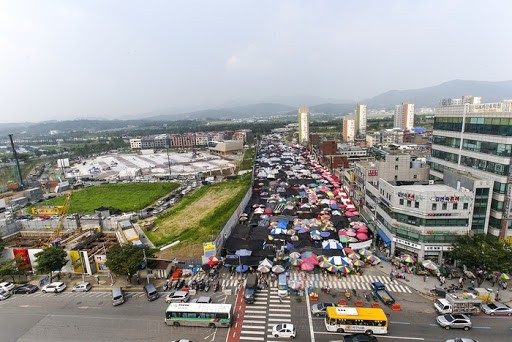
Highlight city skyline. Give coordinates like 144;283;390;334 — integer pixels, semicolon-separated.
1;0;511;123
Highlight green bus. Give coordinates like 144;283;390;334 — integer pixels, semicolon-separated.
165;302;233;328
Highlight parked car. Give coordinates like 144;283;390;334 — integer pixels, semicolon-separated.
436;314;472;330
271;323;296;338
165;291;190;303
190;296;212;304
72;282;92;292
0;289;12;300
342;334;379;342
311;302;337;317
481;301;512;316
0;281;15;292
445;339;479;342
13;284;39;294
41;282;67;293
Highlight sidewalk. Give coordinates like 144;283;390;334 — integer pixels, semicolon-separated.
28;273;167;293
373;259;512;306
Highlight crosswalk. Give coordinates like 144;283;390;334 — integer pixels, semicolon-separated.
214;273;412;294
239;288;292;342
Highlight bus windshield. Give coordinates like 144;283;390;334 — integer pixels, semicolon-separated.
324;306;388;335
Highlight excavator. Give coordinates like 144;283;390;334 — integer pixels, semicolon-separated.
49;192;71;247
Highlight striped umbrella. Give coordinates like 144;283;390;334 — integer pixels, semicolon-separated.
339;266;352;274
290;252;301;259
290;258;303;267
326;265;341;273
272;265;286;274
401;255;416;264
499;273;510;281
338;235;350;243
359;249;372;257
319;260;332;269
347;252;361;260
301;251;317;259
316;255;329;262
257;264;271;273
352;260;365;267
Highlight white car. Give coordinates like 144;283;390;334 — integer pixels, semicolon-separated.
0;289;12;301
0;282;15;292
165;291;190;303
271;323;296;339
41;282;67;293
445;339;480;342
72;282;92;292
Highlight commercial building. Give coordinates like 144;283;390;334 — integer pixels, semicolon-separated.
208;140;244;156
394;103;415;130
298;106;310;144
343;114;356;142
430;97;512;241
355;104;367;136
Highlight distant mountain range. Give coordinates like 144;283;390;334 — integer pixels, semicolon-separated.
2;79;511;133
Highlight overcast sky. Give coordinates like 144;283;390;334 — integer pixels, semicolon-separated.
1;0;511;123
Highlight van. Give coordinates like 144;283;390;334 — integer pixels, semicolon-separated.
278;274;288;297
143;283;159;301
244;274;258;304
112;287;125;306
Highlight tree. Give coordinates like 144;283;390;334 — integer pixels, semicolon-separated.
0;258;18;283
105;244;155;281
450;234;512;285
34;247;68;280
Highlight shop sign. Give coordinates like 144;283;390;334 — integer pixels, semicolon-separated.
425;245;453;251
367;169;378;176
392;237;420;250
397;192;415;200
203;242;216;257
430;196;460;203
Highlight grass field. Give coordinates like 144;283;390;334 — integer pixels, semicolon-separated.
33;182;180;214
148;176;250;259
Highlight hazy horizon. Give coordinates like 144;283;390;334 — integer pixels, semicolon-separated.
1;0;511;123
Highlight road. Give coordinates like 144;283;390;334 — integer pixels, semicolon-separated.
1;272;511;342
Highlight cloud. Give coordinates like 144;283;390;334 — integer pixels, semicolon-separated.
225;55;240;70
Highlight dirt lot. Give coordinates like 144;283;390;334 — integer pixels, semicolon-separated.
154;187;241;260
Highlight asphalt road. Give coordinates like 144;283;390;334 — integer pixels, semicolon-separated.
1;281;511;342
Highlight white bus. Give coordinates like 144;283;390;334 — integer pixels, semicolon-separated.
165;302;233;328
325;307;388;335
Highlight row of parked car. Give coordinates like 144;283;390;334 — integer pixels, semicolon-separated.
0;280;95;301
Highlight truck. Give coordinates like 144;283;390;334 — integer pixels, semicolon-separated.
244;274;258;304
371;281;395;305
434;292;482;315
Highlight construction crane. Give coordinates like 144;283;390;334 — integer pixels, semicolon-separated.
49;192;72;246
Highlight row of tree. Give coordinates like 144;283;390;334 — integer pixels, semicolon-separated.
0;238;155;283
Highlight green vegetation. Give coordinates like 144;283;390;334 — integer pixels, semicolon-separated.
105;244;155;280
34;247;68;279
451;234;512;285
35;182;180;214
239;147;256;171
147;175;251;248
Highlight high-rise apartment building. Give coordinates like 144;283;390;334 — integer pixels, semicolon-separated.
298;106;310;144
430;96;512;241
355;104;367;136
343;114;356;142
394;103;415;130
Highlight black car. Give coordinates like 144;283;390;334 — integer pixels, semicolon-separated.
342;334;378;342
13;284;39;294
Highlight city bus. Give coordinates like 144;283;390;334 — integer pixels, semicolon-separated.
165;302;233;328
324;307;388;335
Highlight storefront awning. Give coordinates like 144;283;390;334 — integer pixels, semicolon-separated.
377;229;391;246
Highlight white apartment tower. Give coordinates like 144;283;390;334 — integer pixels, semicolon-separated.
355;104;367;136
343;114;356;142
298;106;310;144
394;103;415;130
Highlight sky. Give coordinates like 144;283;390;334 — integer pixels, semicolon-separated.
1;0;511;123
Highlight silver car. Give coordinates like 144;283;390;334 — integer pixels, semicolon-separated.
436;314;472;330
481;301;512;316
0;289;12;301
311;302;337;317
445;339;479;342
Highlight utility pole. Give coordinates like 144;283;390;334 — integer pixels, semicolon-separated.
164;125;172;179
142;248;150;284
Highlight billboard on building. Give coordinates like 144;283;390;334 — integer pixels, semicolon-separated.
203;242;216;258
94;255;108;272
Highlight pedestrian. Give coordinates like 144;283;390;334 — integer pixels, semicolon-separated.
496;289;500;301
390;270;394;281
423;274;428;282
57;272;61;281
470;279;475;288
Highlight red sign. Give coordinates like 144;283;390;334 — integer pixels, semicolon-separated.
367;169;378;176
